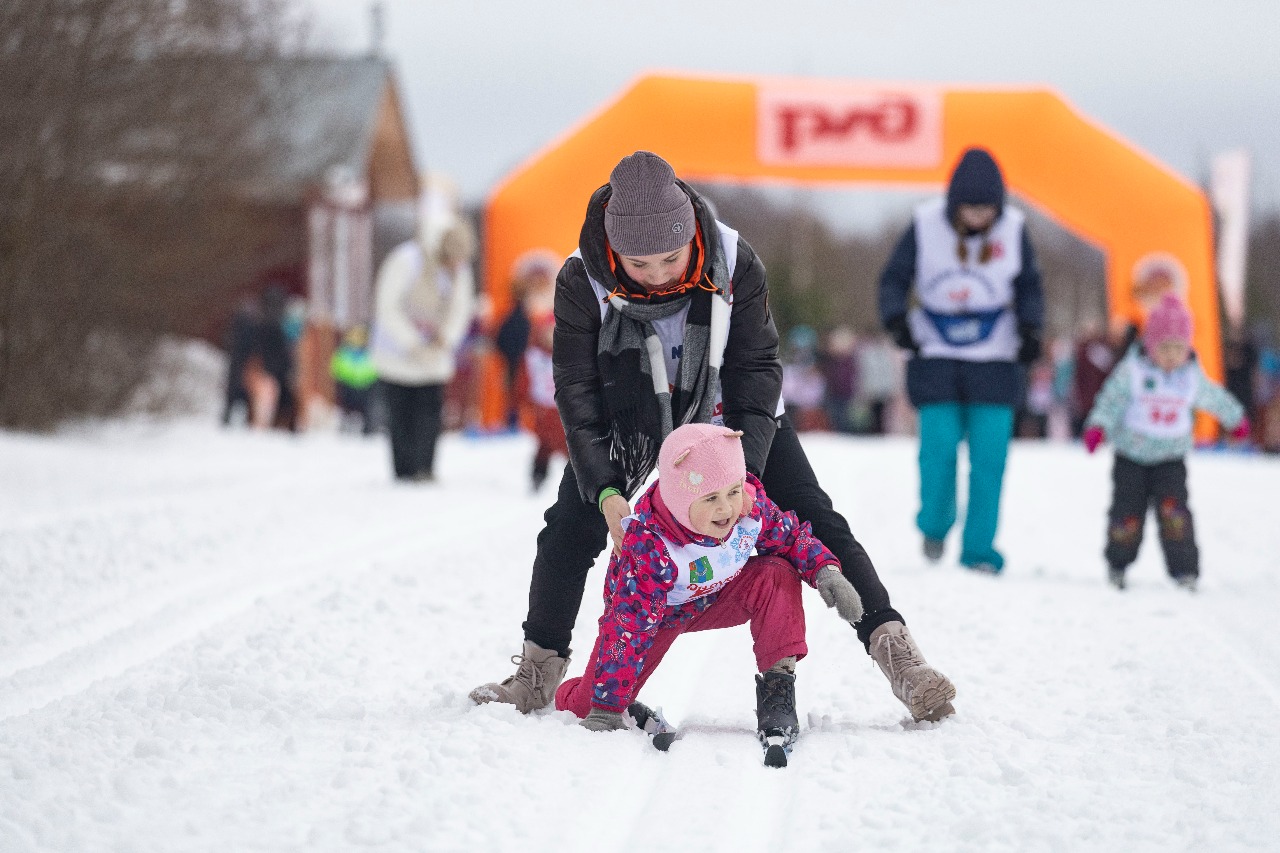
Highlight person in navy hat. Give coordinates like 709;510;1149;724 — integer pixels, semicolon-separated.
878;147;1045;574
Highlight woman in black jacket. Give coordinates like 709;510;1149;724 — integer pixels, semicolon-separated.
471;151;955;723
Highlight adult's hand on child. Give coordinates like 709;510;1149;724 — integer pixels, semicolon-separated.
580;708;627;732
1231;417;1251;441
816;566;863;626
1083;425;1105;454
601;493;632;555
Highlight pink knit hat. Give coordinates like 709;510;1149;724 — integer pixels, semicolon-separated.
657;423;747;531
1143;294;1193;351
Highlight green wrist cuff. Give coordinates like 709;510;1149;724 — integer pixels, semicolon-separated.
597;487;622;512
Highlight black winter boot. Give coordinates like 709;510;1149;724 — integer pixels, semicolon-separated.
755;670;799;766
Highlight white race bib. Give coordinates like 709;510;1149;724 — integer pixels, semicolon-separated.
907;197;1025;362
655;515;763;606
1123;359;1196;439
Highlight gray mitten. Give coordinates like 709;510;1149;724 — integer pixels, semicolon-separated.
580;707;627;732
816;566;864;625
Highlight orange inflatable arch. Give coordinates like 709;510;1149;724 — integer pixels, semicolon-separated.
482;72;1221;431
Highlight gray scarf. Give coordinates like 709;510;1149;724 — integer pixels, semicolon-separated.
596;290;717;496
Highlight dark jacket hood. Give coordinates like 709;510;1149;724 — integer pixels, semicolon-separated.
946;148;1006;220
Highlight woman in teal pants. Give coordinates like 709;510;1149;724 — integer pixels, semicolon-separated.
877;148;1044;573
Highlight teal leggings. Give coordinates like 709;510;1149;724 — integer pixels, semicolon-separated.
917;402;1015;570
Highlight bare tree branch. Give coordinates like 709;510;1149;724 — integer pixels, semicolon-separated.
0;0;307;429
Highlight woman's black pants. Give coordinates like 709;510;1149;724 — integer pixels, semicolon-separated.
521;414;902;655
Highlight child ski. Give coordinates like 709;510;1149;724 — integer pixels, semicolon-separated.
627;702;679;752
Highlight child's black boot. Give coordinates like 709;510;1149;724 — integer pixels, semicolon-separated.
755;667;798;768
1108;566;1126;590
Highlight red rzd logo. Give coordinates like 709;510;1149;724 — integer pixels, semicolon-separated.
758;85;942;168
776;99;919;152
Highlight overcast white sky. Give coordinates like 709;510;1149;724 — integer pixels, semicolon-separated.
304;0;1280;229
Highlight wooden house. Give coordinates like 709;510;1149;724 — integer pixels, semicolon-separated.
232;56;422;425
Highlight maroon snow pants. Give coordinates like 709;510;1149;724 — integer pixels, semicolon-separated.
555;555;808;718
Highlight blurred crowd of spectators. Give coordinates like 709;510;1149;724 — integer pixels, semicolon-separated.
776;320;1280;453
224;281;1280;458
779;325;912;436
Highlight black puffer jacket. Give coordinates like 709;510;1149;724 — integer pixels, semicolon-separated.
553;181;782;506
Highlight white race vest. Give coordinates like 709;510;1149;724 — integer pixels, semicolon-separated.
524;346;556;408
1123;359;1196;439
650;514;763;606
907;197;1025;362
577;221;785;421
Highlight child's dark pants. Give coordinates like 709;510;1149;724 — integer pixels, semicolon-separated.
1105;455;1199;579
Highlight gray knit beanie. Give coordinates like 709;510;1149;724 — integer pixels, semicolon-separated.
604;151;696;256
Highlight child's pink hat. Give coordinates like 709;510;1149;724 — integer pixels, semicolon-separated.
1143;293;1193;351
657;423;747;531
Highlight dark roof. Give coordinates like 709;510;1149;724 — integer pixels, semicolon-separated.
251;56;400;199
88;55;411;203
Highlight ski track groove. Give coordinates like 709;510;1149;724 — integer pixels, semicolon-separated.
1191;599;1280;713
611;627;798;851
0;467;312;536
0;466;353;659
0;494;491;722
0;425;501;724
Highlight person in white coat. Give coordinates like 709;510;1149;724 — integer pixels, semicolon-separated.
370;216;477;482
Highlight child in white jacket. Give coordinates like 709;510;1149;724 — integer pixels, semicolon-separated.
1083;294;1248;590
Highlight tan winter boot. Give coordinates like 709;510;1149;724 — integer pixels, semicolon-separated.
869;622;956;722
469;641;569;714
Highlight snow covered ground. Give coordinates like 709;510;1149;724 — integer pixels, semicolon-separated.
1;418;1278;852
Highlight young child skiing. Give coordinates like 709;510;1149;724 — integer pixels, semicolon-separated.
1083;294;1249;591
554;423;870;768
518;263;568;492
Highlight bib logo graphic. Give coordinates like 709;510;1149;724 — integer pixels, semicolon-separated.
758;84;942;168
948;318;983;344
923;269;998;304
689;556;714;584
